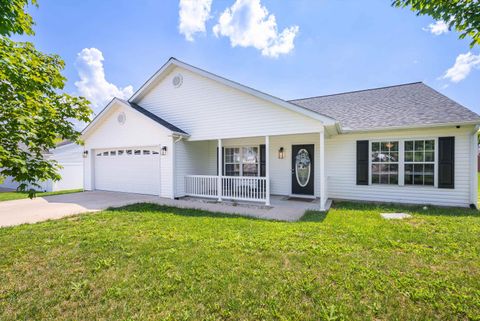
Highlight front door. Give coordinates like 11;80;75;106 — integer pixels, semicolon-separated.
291;144;314;196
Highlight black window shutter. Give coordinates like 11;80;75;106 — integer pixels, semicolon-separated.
216;147;225;175
356;140;369;185
438;137;455;189
259;144;266;177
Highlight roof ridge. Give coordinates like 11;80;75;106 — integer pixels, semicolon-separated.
289;81;424;102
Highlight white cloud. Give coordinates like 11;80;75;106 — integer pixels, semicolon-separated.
212;0;299;58
442;52;480;83
75;48;133;112
423;20;449;35
179;0;213;41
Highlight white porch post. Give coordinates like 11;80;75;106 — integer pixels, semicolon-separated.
319;128;326;211
217;139;222;202
265;135;270;206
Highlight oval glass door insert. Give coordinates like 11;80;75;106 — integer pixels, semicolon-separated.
295;148;311;187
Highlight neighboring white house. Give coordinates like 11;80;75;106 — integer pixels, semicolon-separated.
81;58;480;209
0;141;84;192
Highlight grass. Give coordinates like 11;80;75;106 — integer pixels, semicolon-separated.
1;202;479;320
0;189;83;202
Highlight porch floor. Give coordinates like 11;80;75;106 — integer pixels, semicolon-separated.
149;195;328;221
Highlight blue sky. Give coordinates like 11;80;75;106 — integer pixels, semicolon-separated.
19;0;480;116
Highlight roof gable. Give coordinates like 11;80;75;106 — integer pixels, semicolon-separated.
82;98;188;138
290;82;480;132
129;58;336;126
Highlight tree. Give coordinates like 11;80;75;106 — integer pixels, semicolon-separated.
392;0;480;47
0;0;92;195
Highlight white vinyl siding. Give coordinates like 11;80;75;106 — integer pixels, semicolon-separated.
325;126;475;207
136;67;324;141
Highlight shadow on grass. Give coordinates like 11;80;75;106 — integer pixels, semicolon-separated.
333;201;480;217
106;203;273;222
298;210;327;222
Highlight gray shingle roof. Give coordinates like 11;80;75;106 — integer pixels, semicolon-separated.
289;82;480;131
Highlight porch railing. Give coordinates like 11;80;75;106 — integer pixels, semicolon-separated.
185;175;267;202
184;175;218;198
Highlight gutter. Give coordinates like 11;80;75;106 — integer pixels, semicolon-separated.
338;120;480;134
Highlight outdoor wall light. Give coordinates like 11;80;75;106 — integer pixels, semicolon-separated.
278;147;285;159
161;146;167;155
82;150;88;158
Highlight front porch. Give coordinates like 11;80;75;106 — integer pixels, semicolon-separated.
176;131;328;211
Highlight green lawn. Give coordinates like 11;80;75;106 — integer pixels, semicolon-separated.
0;189;83;202
1;202;479;320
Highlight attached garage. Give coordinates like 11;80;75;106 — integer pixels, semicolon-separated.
94;147;160;195
82;98;188;198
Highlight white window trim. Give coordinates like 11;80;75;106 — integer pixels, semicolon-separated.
368;138;439;188
224;145;260;177
370;140;400;185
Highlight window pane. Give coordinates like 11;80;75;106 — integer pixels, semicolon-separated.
414;152;424;162
390;141;399;151
415;140;424;151
390;174;398;185
372;174;379;184
225;164;240;176
380;174;388;184
390;152;399;162
414;175;423;185
405;151;413;162
372;142;380;152
243;147;258;164
425;164;434;175
425;151;434;162
425;140;434;151
118;150;124;155
372;151;380;162
381;142;389;151
379;164;389;174
414;164;424;174
372;164;380;174
405;141;413;151
405;164;413;175
242;164;258;176
424;175;434;186
405;174;413;185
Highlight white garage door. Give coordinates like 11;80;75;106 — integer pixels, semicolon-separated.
94;147;160;195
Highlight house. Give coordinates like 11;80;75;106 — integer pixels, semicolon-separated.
0;141;84;192
81;58;480;210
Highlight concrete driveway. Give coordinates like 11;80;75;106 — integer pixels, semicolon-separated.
0;190;314;228
0;191;159;228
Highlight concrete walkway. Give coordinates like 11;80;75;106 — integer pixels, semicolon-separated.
0;191;321;227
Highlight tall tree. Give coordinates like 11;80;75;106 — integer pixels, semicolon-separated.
392;0;480;47
0;0;92;195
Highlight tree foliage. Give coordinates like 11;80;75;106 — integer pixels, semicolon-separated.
392;0;480;47
0;0;36;36
0;0;92;195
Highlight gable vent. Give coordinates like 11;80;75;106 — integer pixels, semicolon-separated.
117;112;126;125
172;74;183;88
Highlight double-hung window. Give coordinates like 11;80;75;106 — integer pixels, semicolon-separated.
371;141;399;184
404;139;435;186
369;139;436;187
224;146;259;176
225;148;241;176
